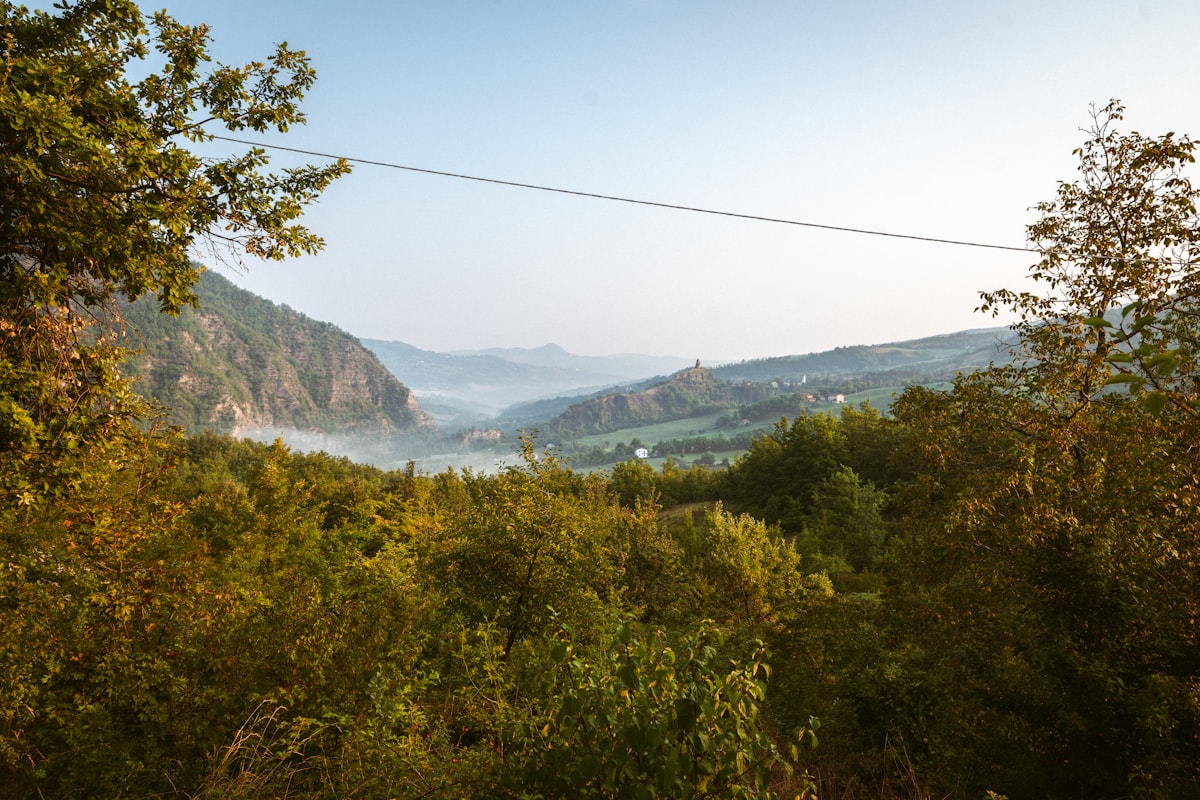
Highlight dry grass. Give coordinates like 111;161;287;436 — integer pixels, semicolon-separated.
191;703;333;800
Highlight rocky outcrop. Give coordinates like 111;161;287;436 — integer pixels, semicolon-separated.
548;366;733;437
119;271;435;438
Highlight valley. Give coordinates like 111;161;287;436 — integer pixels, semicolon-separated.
118;273;1004;472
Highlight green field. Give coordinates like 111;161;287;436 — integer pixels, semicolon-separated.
560;387;914;471
570;412;732;449
576;390;905;448
843;386;911;409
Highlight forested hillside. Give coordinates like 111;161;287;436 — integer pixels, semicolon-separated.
547;365;777;437
2;4;1199;798
483;329;1011;442
711;327;1012;386
120;271;434;437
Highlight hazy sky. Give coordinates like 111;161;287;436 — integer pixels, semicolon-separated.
147;0;1200;360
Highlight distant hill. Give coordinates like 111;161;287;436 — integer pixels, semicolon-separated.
511;328;1021;445
361;338;691;423
489;330;1016;432
545;366;775;438
119;271;435;440
710;328;1014;385
488;373;672;431
458;343;690;377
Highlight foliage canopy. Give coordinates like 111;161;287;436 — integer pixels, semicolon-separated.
879;101;1200;798
0;0;349;499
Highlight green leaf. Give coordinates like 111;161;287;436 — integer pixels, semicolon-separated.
1146;353;1180;376
1142;391;1169;415
674;697;700;731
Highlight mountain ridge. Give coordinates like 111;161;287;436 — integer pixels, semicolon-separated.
710;327;1012;383
362;338;691;424
119;271;435;440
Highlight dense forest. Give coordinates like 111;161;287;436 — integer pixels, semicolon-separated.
2;2;1199;798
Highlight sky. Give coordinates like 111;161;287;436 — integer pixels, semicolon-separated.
143;0;1200;361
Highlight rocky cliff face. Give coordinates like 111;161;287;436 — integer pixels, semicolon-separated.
119;271;435;438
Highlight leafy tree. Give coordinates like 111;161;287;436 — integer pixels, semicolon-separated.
0;430;444;797
503;620;817;800
0;0;348;499
725;412;847;530
799;466;889;575
425;441;629;657
610;457;660;509
838;402;909;487
656;458;723;507
0;427;206;796
694;504;825;629
0;2;350;794
877;102;1200;798
979;99;1200;416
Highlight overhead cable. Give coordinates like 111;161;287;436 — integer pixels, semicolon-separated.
210;134;1034;254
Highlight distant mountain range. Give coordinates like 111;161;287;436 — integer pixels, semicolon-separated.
469;329;1017;434
119;272;435;445
361;338;691;425
360;327;1021;437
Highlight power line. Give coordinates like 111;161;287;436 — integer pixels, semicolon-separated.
210;134;1034;254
